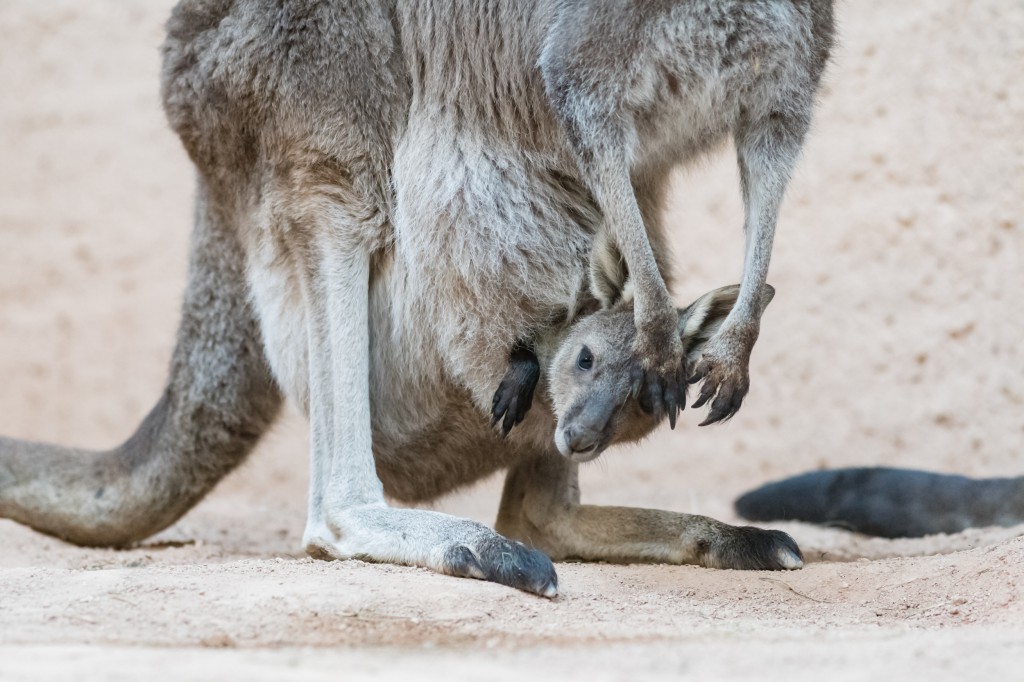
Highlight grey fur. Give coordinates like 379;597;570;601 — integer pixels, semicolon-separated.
736;467;1024;538
0;0;832;594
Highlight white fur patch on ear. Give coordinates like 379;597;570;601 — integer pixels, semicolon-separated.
589;232;629;308
680;297;712;341
620;277;635;305
758;284;776;315
678;284;741;352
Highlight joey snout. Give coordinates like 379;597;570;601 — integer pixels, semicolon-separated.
561;423;603;459
555;396;622;461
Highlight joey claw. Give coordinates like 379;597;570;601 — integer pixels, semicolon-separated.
490;343;540;437
500;396;520;436
490;390;511;429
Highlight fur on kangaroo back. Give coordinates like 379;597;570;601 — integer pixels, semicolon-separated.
0;0;831;594
735;467;1024;538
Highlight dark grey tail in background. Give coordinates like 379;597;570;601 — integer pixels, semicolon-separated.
734;467;1024;538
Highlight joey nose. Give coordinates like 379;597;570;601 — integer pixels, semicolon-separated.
566;425;599;454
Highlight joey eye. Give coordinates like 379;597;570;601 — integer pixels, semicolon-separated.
576;346;594;371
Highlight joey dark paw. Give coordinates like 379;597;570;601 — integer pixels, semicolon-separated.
491;343;540;437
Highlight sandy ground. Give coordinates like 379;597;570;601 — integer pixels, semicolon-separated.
1;1;1023;679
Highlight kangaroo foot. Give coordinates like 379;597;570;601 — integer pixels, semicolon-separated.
688;323;758;425
303;507;558;597
690;523;803;570
631;308;687;429
440;536;557;594
491;342;540;436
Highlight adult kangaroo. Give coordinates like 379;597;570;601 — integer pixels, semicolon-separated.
0;0;833;595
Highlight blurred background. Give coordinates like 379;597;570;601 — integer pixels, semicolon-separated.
0;0;1021;561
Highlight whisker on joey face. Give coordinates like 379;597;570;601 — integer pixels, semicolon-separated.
625;377;641;402
613;392;630;418
580;453;610;474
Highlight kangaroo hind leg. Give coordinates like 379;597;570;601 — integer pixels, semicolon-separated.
496;453;802;570
277;191;558;597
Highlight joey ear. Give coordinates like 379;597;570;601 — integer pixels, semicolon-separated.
678;284;776;357
757;284;776;314
588;232;632;308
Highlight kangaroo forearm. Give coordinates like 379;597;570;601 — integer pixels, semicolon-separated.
596;168;672;322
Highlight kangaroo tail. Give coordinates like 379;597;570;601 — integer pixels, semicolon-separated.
0;189;283;546
734;467;1024;538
